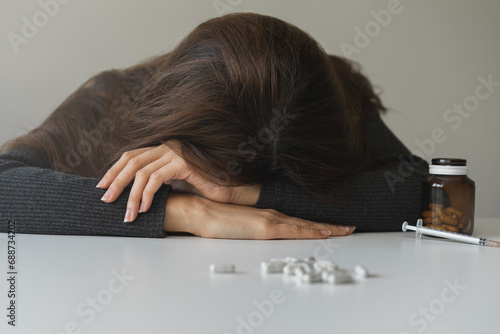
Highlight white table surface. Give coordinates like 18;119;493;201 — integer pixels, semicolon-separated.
1;218;499;334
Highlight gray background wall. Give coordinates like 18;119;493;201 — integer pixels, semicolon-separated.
1;0;499;217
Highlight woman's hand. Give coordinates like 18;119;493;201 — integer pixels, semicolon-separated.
164;193;356;239
96;143;259;222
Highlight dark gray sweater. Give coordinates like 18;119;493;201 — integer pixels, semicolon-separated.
0;110;428;237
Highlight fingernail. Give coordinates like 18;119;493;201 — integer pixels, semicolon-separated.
345;226;356;233
124;209;131;223
320;230;332;236
96;177;106;188
101;190;112;202
138;202;145;213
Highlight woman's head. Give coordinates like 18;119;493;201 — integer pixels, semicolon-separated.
2;13;384;201
121;13;367;193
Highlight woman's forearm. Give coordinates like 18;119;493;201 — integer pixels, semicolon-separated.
0;148;170;238
163;192;355;239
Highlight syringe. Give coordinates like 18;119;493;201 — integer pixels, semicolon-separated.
402;219;500;248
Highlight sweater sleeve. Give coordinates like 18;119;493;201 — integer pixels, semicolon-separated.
254;110;429;232
0;147;170;238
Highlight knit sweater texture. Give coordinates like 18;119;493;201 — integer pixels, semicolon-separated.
0;110;428;237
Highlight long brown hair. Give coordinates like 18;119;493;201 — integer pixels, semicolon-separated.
1;13;385;202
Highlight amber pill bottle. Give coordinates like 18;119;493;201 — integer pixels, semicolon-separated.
421;158;475;235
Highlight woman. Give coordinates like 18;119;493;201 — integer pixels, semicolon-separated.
0;13;427;239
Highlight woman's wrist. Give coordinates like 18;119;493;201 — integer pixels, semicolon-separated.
163;193;204;234
163;185;261;234
234;184;261;206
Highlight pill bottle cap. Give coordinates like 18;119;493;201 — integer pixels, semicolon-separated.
429;158;468;175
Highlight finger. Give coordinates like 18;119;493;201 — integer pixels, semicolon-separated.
96;147;151;189
285;218;356;236
265;210;355;236
140;161;190;213
125;157;173;222
103;149;173;203
267;223;332;240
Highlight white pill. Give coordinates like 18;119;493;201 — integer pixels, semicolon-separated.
326;270;352;284
354;265;369;278
294;262;312;274
261;260;286;273
283;262;309;276
321;269;335;281
210;263;235;273
304;262;314;271
314;260;338;272
294;266;307;277
284;257;299;263
301;272;323;283
283;264;294;276
270;259;287;265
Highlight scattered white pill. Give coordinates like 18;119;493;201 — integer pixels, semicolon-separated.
294;266;307;277
283;264;294;276
284;257;299;264
301;272;323;283
210;263;235;273
326;270;352;284
210;256;373;287
314;260;338;272
300;262;313;272
321;270;334;281
284;262;312;276
261;260;286;273
354;265;369;278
